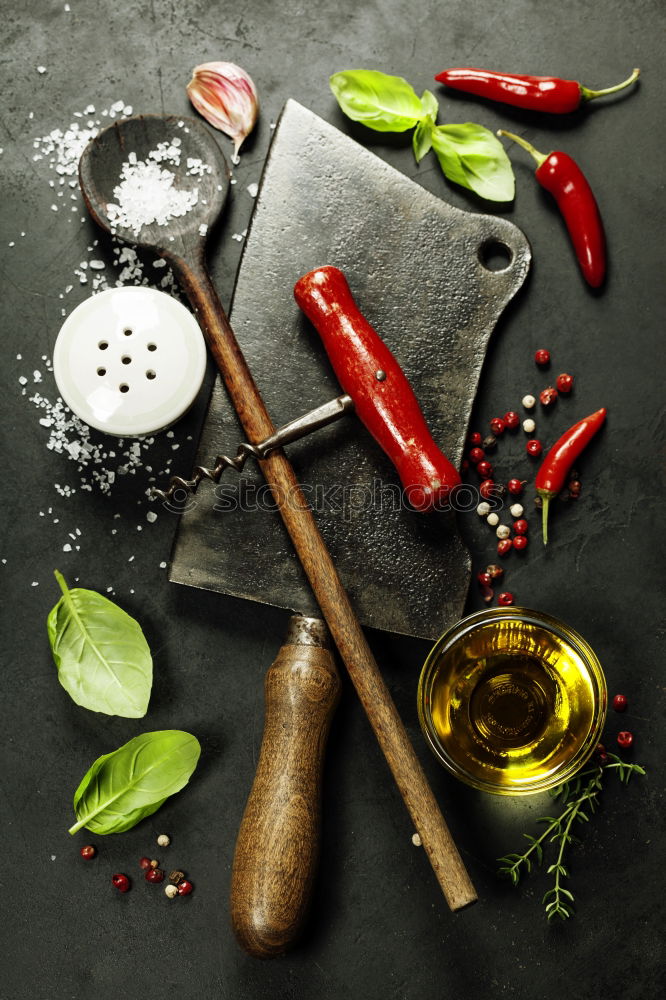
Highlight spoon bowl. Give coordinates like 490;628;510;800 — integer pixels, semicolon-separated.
79;114;230;260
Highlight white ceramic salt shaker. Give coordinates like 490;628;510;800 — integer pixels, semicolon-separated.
53;287;207;436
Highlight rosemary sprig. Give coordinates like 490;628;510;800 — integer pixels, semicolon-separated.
497;754;646;920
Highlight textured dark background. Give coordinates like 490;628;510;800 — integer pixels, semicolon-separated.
1;2;663;999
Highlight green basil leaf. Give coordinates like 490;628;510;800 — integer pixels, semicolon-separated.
431;123;515;202
69;730;201;835
413;117;434;163
419;89;439;121
329;69;424;132
47;569;152;718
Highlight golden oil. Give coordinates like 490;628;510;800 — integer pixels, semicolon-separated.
418;608;607;795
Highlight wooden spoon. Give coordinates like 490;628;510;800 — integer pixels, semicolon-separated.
78;115;477;925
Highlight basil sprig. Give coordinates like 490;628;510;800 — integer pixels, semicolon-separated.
329;69;515;202
69;730;201;835
47;570;152;718
330;69;425;131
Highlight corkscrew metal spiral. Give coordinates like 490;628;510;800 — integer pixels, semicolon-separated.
153;393;354;505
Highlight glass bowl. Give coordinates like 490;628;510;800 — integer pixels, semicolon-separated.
417;607;607;795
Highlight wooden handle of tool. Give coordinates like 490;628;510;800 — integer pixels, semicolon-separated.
230;617;340;958
176;259;476;912
293;266;461;512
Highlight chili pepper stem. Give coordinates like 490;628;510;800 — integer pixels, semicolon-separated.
538;490;557;546
580;68;640;103
497;130;547;167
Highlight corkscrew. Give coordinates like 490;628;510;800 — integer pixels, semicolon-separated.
154;394;354;504
155;266;461;512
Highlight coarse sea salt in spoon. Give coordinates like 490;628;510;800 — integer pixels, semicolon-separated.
79;114;230;273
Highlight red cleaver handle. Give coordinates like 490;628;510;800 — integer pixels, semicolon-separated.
294;266;461;511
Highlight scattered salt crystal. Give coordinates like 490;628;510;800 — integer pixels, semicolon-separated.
146;511;157;523
37;66;47;74
33;370;42;382
89;260;105;270
247;183;258;198
232;232;243;242
63;543;72;552
64;3;70;9
198;223;208;236
128;555;135;562
32;581;39;587
160;562;167;569
19;376;27;386
8;241;15;247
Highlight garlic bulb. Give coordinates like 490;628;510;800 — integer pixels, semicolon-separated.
187;61;259;161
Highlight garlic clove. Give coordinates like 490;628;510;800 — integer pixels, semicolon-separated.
187;61;259;162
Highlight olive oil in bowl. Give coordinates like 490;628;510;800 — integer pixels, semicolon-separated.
418;608;607;795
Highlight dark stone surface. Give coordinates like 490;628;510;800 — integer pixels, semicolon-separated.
1;2;663;999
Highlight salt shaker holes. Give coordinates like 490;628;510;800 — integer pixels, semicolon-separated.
53;287;207;435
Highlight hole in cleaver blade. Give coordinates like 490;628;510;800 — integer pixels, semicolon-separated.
168;99;531;641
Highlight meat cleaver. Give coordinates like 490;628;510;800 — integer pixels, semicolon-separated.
169;99;530;639
167;100;530;952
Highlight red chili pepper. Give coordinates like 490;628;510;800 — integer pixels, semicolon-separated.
535;407;607;544
434;67;640;114
498;131;606;288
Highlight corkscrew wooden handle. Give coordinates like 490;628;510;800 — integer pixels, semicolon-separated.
293;265;462;511
230;617;341;958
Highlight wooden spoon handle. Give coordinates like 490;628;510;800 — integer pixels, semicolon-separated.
230;616;340;958
176;260;477;912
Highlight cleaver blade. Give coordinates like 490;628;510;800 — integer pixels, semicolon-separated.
168;99;530;640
